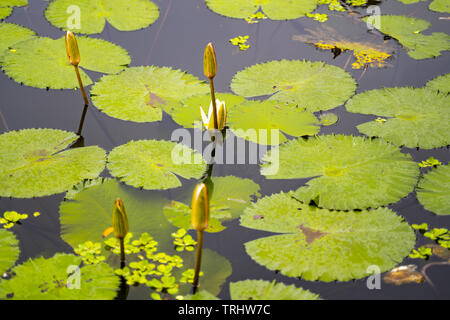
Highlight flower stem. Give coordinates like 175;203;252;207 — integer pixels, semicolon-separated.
119;238;125;263
74;65;89;107
192;230;204;293
208;77;218;130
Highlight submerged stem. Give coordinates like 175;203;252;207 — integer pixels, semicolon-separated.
192;230;204;293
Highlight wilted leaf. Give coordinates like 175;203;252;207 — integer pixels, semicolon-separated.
346;87;450;149
383;265;424;285
240;192;415;281
0;129;106;198
230;59;356;112
261;135;419;210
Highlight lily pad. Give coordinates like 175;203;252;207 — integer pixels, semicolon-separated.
0;0;27;20
426;73;450;94
346;87;450;149
362;15;450;60
417;164;450;215
107;140;206;190
168;93;246;128
1;36;130;89
240;192;416;281
91;66;209;123
60;178;174;250
163;176;260;233
230;279;321;300
230;60;356;112
0;229;19;275
0;23;35;59
0;129;106;198
0;253;119;299
45;0;159;34
429;0;450;13
205;0;317;20
261;135;419;210
319;112;338;126
227;99;320;145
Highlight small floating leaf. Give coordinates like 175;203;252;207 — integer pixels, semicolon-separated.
45;0;159;34
1;36;130;89
91;66;209;123
417;164;450;215
240;192;415;281
205;0;318;20
0;253;119;300
0;129;106;198
107;140;206;190
0;23;35;59
362;15;450;60
261;135;419;210
230;279;321;300
227;99;320;145
0;229;19;275
346;87;450;149
419;157;442;168
318;112;338;126
231;59;356;112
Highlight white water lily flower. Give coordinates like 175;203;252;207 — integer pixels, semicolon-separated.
200;99;226;130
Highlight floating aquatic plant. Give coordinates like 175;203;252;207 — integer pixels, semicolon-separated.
240;192;415;281
0;253;119;300
409;246;433;259
0;210;38;229
45;0;160;34
1;36;130;89
245;12;267;23
0;23;35;59
230;279;321;300
419;157;442;168
396;0;450;13
261;135;419;210
416;164;450;215
205;0;318;20
0;229;19;275
362;15;450;60
90;66;208;123
319;112;338;126
346;87;450;149
0;0;27;20
229;36;250;51
107;140;206;190
231;59;356;112
0;129;106;198
426;73;450;94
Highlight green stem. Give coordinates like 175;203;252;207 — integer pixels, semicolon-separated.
119;238;125;263
209;77;218;130
192;230;204;292
74;65;89;107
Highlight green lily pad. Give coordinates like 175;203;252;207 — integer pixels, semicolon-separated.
0;23;35;59
107;139;206;190
0;129;106;198
1;36;130;89
168;93;246;128
60;178;175;250
227;100;320;145
346;87;450;149
0;229;19;275
0;0;27;20
163;176;260;233
429;0;450;13
319;112;338;126
205;0;317;20
0;253;119;299
261;135;419;210
230;279;321;300
230;60;356;112
240;192;416;281
362;15;450;60
45;0;159;34
426;73;450;94
91;66;209;123
417;164;450;215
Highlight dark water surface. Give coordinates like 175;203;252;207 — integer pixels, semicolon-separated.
0;0;449;300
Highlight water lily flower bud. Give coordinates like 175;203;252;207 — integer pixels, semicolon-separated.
112;198;129;239
65;31;80;66
191;183;209;232
200;99;226;130
203;42;217;79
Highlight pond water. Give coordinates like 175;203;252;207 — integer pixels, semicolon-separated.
0;0;449;300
